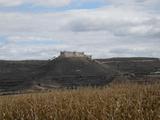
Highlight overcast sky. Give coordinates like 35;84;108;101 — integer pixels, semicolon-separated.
0;0;160;60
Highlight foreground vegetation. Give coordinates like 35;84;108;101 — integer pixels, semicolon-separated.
0;83;160;120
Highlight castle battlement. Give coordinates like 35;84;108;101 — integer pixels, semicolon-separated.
59;51;92;59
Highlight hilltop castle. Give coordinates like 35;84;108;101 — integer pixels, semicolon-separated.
59;51;92;59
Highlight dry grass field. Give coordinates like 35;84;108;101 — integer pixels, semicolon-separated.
0;83;160;120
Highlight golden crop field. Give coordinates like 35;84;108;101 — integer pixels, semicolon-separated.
0;83;160;120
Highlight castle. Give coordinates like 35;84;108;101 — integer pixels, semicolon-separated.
59;51;92;59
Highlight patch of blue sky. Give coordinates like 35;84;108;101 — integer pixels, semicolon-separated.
0;36;7;45
0;0;109;13
148;5;160;13
68;0;108;9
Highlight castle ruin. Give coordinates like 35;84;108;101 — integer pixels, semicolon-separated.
59;51;92;59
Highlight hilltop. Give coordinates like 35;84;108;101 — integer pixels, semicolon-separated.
34;57;117;88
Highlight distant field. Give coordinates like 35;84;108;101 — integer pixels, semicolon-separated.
0;83;160;120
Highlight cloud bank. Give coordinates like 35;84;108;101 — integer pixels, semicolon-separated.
0;0;159;59
0;0;72;7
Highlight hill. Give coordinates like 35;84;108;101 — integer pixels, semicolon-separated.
0;57;117;93
34;57;117;88
96;57;160;76
0;57;160;94
0;60;47;92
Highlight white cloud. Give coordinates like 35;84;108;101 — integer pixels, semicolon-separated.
30;0;72;7
0;0;23;7
64;7;160;38
106;0;160;5
0;0;72;7
0;3;160;59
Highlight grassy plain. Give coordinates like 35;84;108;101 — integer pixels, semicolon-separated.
0;83;159;120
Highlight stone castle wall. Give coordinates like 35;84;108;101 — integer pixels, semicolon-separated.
59;51;91;59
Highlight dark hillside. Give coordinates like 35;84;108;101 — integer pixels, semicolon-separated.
96;57;160;76
0;60;47;92
0;58;118;92
34;57;117;87
0;57;160;93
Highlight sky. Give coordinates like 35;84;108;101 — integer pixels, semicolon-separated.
0;0;160;60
